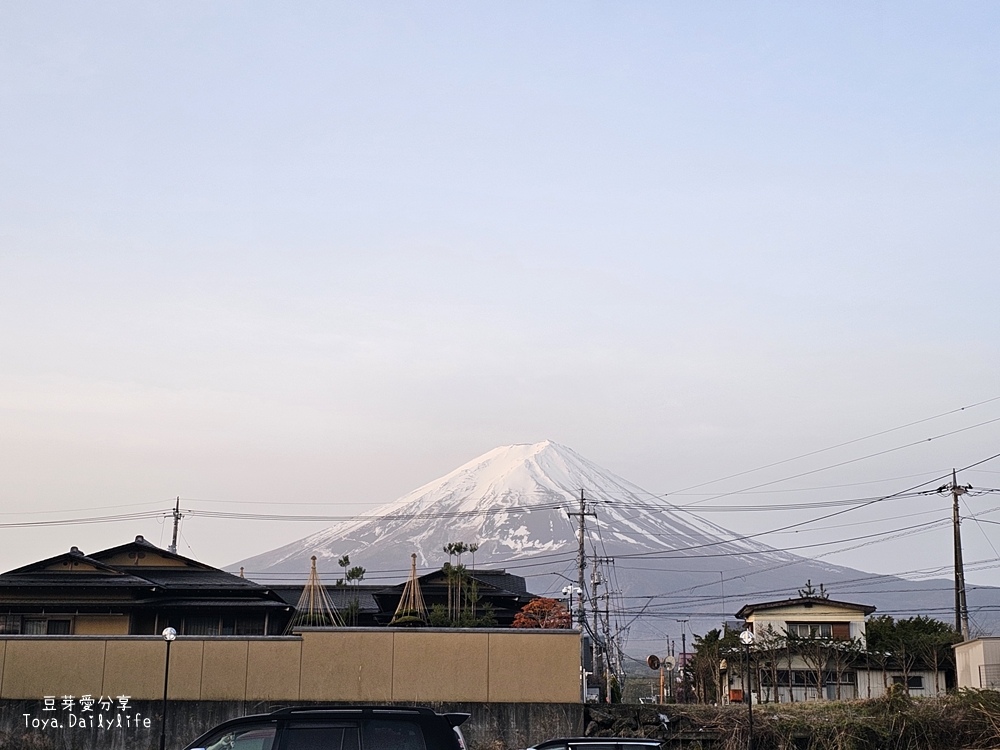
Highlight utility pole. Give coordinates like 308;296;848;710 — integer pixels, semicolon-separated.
567;490;595;701
591;562;602;700
168;497;182;555
942;470;972;640
591;556;614;701
603;586;614;702
676;618;689;703
680;630;687;703
669;640;675;700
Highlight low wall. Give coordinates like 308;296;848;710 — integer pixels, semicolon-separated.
0;628;580;704
1;699;584;750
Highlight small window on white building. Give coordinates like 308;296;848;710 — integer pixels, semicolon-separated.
788;622;833;638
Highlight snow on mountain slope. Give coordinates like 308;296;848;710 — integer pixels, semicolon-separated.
233;440;799;576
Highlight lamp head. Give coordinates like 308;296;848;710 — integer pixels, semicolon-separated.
161;627;177;642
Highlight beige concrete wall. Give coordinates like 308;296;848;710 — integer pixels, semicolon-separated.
168;640;206;700
2;639;107;697
300;630;395;702
488;631;581;703
104;639;165;698
0;629;580;704
394;631;490;702
201;640;249;700
247;638;302;702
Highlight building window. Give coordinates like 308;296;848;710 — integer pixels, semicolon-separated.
786;622;852;640
184;616;220;636
46;619;71;635
0;617;73;635
235;617;265;636
789;623;833;638
23;619;46;635
891;675;924;690
220;616;265;636
0;615;20;634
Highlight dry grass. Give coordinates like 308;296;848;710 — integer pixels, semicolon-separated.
590;690;1000;750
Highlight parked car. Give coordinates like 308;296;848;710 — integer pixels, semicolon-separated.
183;705;470;750
528;739;663;750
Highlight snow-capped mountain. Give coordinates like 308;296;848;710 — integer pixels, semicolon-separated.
234;440;800;575
233;441;1000;653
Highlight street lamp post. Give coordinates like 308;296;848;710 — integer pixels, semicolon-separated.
159;627;177;750
739;629;755;750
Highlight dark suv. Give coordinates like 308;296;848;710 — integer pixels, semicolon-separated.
183;705;470;750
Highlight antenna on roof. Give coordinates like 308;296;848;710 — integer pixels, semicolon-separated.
168;497;182;554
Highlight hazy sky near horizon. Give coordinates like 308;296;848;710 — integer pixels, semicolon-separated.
2;3;999;591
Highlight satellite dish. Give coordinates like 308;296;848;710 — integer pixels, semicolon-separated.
646;654;661;670
664;655;677;670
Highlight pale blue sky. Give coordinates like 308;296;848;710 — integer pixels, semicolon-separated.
1;2;999;582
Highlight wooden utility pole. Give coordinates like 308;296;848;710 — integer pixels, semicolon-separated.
168;497;182;554
950;469;971;640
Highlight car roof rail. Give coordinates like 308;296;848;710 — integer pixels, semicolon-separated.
268;706;437;717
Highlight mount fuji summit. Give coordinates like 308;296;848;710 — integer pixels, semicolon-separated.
233;441;998;652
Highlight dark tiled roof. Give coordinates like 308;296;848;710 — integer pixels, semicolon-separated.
3;549;122;576
270;585;381;614
0;572;155;588
135;569;269;590
735;596;876;619
0;568;271;593
129;598;292;610
470;571;528;595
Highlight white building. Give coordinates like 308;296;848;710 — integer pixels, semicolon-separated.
724;595;948;703
954;637;1000;690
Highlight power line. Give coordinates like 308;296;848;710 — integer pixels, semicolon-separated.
612;450;1000;562
675;415;1000;509
0;510;169;528
658;395;1000;499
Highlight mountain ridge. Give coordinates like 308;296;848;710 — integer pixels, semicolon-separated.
233;440;798;573
231;441;998;653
